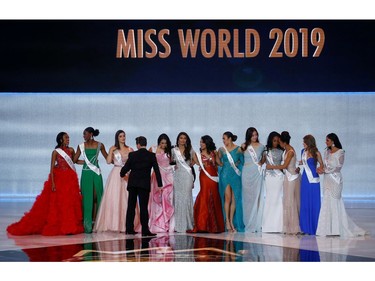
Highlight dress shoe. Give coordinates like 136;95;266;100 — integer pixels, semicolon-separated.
142;231;157;237
125;230;138;235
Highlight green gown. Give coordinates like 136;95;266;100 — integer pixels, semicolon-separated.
80;143;103;233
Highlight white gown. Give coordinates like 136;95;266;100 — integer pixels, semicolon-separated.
262;148;284;233
316;149;367;237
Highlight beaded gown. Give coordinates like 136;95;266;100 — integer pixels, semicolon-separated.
282;149;301;234
316;149;366;237
171;147;195;232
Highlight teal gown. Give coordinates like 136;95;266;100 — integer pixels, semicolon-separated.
218;146;245;232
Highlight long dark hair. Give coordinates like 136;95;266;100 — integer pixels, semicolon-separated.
303;134;319;163
266;131;282;152
55;132;67;148
241;127;259;151
158;133;172;158
114;130;128;149
326;133;343;149
200;135;216;154
84;127;100;137
175;132;192;160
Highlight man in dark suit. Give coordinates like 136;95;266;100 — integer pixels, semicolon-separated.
120;136;162;236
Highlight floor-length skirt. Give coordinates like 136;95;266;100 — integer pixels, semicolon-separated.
149;171;175;233
242;164;265;232
7;168;84;236
173;168;194;232
192;168;224;233
262;173;283;232
300;172;321;235
316;175;366;237
94;166;141;232
283;176;301;234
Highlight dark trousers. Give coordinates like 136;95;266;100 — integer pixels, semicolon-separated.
126;186;150;233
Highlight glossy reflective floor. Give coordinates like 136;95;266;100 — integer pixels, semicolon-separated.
1;201;374;262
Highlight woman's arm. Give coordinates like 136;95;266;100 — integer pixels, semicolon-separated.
50;150;57;191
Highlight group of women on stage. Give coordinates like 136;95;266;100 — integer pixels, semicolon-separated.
7;127;367;238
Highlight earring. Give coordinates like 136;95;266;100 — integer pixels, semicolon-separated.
332;143;335;147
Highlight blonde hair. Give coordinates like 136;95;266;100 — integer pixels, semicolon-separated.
303;134;318;163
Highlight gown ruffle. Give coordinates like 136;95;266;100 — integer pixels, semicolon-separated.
7;149;84;236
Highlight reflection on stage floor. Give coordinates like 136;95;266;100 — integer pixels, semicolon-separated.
1;201;374;262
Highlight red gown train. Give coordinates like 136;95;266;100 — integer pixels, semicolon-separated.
7;147;84;236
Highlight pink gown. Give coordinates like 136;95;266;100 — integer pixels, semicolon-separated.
94;148;141;232
148;148;175;233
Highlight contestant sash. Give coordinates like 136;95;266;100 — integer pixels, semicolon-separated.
223;146;241;176
196;151;219;183
55;148;76;172
247;145;263;175
302;150;319;183
282;150;299;182
113;149;124;167
174;147;193;175
79;142;101;175
324;151;341;184
266;150;284;177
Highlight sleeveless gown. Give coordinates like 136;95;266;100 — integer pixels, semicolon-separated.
81;144;104;233
282;149;301;234
300;149;321;235
7;147;84;236
191;152;224;233
171;147;195;232
242;144;265;232
218;146;245;232
94;148;141;232
149;149;175;233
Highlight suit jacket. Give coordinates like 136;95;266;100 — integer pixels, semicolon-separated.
120;148;162;191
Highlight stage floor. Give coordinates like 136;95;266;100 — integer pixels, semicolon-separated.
1;201;374;262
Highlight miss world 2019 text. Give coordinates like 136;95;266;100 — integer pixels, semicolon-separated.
115;28;325;59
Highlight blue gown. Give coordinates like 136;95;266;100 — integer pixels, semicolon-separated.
300;150;321;235
218;146;245;232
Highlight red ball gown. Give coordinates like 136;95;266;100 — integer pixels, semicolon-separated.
7;147;84;236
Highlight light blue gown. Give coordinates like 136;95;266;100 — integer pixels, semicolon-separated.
218;146;245;232
241;144;265;232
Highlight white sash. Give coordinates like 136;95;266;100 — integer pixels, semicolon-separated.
79;142;101;176
302;150;319;183
266;150;284;177
223;146;241;176
174;147;193;175
324;151;341;184
247;145;263;175
113;149;124;167
196;151;219;183
55;148;76;172
282;150;299;182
